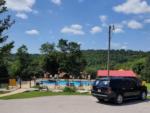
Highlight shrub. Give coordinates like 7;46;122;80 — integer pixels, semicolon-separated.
63;87;76;93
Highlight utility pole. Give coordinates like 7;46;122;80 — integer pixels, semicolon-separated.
107;25;115;77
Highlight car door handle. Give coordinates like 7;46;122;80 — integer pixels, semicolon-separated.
122;88;126;90
130;88;134;90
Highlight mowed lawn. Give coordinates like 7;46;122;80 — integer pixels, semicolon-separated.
0;91;90;100
146;83;150;91
0;83;150;100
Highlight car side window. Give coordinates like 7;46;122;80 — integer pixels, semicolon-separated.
123;79;136;89
123;79;130;89
129;79;138;88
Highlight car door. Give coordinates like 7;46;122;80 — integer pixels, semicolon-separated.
124;78;140;98
130;79;141;97
123;79;133;97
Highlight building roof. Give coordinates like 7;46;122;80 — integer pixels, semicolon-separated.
97;70;136;77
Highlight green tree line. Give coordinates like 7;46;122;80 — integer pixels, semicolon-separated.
6;48;150;82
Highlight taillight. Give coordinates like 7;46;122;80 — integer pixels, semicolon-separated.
107;87;112;94
93;86;97;90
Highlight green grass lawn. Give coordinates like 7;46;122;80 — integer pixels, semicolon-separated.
0;90;150;100
145;83;150;99
0;91;90;100
146;83;150;91
1;83;150;100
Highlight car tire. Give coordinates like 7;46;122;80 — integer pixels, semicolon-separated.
140;91;147;100
115;94;123;104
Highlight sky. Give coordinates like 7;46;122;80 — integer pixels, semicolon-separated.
3;0;150;53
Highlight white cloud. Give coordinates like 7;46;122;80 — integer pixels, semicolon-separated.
99;15;108;27
6;0;36;19
25;29;39;35
127;20;143;29
16;13;28;19
6;0;36;12
144;19;150;23
99;15;107;22
114;0;150;14
61;24;85;35
114;28;124;33
51;0;62;6
90;26;102;34
71;24;82;29
114;24;124;33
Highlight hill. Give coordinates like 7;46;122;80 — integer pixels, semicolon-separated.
82;49;149;74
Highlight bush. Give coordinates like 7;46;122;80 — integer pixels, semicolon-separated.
63;87;76;93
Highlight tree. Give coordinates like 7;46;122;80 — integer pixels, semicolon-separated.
8;60;20;78
40;42;55;55
57;39;68;53
40;42;59;77
16;45;30;88
0;0;14;83
132;62;145;75
28;57;43;78
141;56;150;82
84;67;96;79
57;39;86;78
57;39;68;73
68;42;80;54
67;42;82;77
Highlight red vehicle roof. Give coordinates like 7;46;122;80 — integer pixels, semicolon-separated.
97;70;136;77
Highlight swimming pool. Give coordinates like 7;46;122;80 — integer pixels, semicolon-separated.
39;80;93;87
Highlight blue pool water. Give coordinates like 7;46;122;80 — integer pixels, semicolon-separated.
40;80;93;87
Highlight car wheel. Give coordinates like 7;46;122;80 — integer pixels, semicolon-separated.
141;91;147;100
116;94;123;104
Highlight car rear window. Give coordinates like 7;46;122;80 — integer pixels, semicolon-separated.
93;79;110;87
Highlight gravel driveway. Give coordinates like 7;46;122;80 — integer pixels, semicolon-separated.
0;96;150;113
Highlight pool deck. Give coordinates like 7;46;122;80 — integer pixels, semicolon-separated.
0;88;27;97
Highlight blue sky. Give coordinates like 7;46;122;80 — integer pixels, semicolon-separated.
4;0;150;53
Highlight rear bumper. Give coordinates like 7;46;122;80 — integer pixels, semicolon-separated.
91;90;115;100
92;93;108;98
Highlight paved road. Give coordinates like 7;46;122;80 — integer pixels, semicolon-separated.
0;96;150;113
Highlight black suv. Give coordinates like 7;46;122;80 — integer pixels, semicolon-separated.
91;77;147;104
